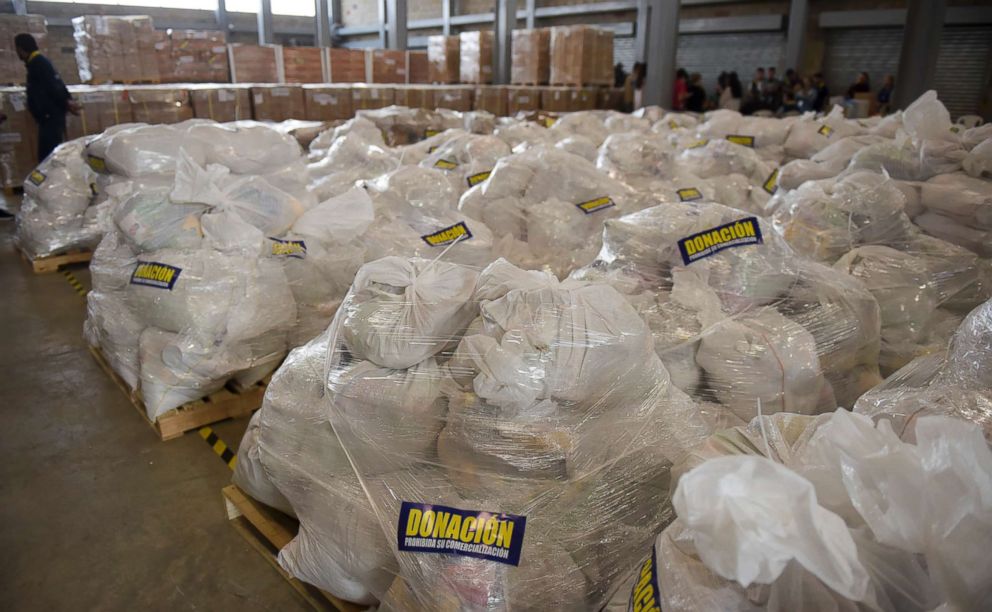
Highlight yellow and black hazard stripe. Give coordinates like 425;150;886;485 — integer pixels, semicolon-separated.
62;270;88;298
199;426;237;470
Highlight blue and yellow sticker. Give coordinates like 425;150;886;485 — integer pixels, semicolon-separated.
817;124;833;137
466;170;492;188
726;134;755;148
677;216;763;265
422;221;472;247
269;237;307;259
628;548;662;612
762;168;779;195
434;158;458;170
677;187;703;202
576;196;615;215
28;170;46;186
685;139;709;149
130;261;182;290
86;154;107;173
398;501;527;566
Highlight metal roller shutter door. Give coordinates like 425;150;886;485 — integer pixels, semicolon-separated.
614;36;636;73
825;26;992;118
676;32;786;95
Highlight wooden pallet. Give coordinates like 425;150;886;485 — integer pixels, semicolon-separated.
222;485;363;612
18;247;92;274
88;345;267;441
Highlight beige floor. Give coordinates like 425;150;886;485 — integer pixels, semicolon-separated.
0;219;309;610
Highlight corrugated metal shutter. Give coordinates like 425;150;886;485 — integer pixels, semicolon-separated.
676;32;786;97
824;25;991;118
614;36;636;74
934;26;992;119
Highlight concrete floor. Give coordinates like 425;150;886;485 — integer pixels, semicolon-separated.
0;217;309;610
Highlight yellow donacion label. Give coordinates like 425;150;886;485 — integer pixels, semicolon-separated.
686;139;709;149
28;170;46;186
425;128;440;138
763;168;779;195
427;145;438;154
544;117;557;128
668;119;679;129
575;196;615;215
86;154;107;173
130;261;182;290
269;238;307;259
818;124;833;137
422;221;473;247
629;552;662;612
434;158;458;170
677;187;702;202
726;134;755;147
466;170;491;188
950;126;961;134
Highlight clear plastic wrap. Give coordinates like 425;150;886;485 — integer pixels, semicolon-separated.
266;255;711;609
417;133;511;196
569;199;882;420
627;408;992;612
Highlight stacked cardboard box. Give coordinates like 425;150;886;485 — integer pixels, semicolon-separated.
73;15;159;84
282;46;325;83
303;85;354;121
407;50;429;84
394;86;434;110
368;49;407;84
351;84;395;111
459;31;493;84
0;15;47;85
474;86;507;116
598;87;624;111
511;28;550;85
0;88;37;188
251;85;305;121
66;86;132;139
190;85;252;122
327;48;366;83
428;36;459;84
434;86;473;112
159;30;228;83
228;44;280;83
549;26;612;86
506;86;540;115
47;29;81;86
128;87;193;124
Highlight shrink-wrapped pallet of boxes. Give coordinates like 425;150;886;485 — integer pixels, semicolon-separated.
368;49;407;84
327;48;366;83
407;50;428;83
251;85;306;122
0;88;37;189
66;86;132;139
0;14;48;84
428;35;459;84
160;29;228;83
73;15;159;84
228;43;280;83
303;85;354;121
190;85;252;122
506;86;540;114
351;84;395;111
459;31;493;84
474;85;507;116
282;46;325;83
511;28;549;85
549;25;612;86
128;87;193;124
434;86;473;112
393;86;434;110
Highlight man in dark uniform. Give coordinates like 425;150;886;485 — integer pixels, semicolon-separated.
14;33;76;163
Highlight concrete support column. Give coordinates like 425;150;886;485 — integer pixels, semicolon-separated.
642;0;679;109
315;0;332;47
894;0;946;110
495;0;518;84
784;0;807;72
525;0;536;30
257;0;274;45
385;0;408;49
634;0;649;62
215;0;229;36
442;0;452;36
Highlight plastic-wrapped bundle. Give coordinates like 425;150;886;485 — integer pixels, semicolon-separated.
367;165;461;218
855;298;992;443
307;129;401;200
15;137;103;257
418;133;511;196
308;116;386;160
963;137;992;178
602;111;651;134
695;109;796;151
458;145;638;277
570;200;882;421
676;138;778;215
912;172;992;256
315;256;711;609
777;134;887;190
394;128;468;165
627;408;992;612
357;106;439;146
548;111;610;147
595;132;678;191
84;120;210;178
553;134;598;162
188;121;304;175
493;120;557;152
782;106;863;160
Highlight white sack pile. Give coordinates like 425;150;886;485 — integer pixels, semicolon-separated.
237;255;713;608
15;137;101;257
570;199;882;423
626;408;992;612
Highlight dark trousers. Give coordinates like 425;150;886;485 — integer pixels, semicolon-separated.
37;114;66;163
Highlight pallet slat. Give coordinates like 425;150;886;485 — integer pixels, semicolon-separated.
18;247;92;274
89;345;266;441
222;485;363;612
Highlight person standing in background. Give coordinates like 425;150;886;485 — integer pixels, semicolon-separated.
743;67;766;114
673;68;689;111
718;72;742;111
623;62;646;112
15;33;77;163
685;73;706;112
812;72;830;112
846;71;871;99
765;66;783;110
613;62;628;88
877;74;895;114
